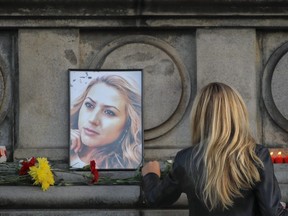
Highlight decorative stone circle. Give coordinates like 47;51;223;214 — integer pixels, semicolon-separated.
88;35;191;140
0;55;10;124
262;41;288;132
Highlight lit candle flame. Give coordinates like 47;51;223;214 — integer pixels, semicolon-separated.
270;152;274;156
278;151;282;156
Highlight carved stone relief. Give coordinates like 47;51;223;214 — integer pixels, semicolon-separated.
262;41;288;132
88;35;191;140
0;46;12;160
0;61;10;124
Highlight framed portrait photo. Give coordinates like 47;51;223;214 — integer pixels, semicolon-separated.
69;69;143;170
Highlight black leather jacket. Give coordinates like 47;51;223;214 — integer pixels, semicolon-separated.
143;144;288;216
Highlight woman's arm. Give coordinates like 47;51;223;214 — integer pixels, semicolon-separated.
142;160;182;207
142;161;161;177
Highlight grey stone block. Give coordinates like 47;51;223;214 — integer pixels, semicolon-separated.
16;29;79;160
0;210;140;216
196;29;260;142
261;33;288;146
274;164;288;184
141;210;189;216
0;186;140;209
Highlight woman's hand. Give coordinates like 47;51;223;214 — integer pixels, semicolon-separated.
141;161;161;177
70;129;82;153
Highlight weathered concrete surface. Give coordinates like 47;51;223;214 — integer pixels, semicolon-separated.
15;29;79;160
0;0;288;18
196;28;261;142
0;164;285;210
0;0;286;215
0;210;142;216
261;32;288;147
0;210;190;216
0;186;141;209
83;33;194;144
0;210;141;216
0;33;15;161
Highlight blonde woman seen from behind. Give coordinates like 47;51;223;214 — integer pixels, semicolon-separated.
142;82;288;216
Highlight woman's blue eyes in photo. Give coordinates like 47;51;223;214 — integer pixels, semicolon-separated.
85;102;115;116
85;102;94;109
104;110;116;116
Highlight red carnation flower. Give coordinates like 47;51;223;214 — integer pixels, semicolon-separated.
90;160;96;171
19;157;36;175
90;160;99;183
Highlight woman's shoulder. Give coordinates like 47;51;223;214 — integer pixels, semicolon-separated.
255;144;274;169
173;146;196;167
255;144;270;158
175;146;194;158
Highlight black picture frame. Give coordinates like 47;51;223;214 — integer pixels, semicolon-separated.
69;69;143;170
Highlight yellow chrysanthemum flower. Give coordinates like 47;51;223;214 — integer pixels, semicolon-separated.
28;157;55;191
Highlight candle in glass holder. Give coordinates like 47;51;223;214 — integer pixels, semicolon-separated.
274;151;284;164
270;152;276;163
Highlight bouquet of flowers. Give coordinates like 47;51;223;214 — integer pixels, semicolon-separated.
0;158;172;191
0;157;142;191
19;157;54;191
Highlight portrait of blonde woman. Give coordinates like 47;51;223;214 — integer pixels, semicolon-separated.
142;82;288;216
69;70;143;170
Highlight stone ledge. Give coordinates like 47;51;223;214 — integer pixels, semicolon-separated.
0;184;286;208
274;164;288;184
0;185;188;209
0;185;141;209
0;164;286;209
0;210;141;216
0;209;190;216
0;0;287;18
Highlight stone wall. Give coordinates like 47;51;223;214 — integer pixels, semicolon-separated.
0;0;287;215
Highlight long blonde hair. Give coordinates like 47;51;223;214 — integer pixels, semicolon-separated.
190;82;263;211
71;75;142;169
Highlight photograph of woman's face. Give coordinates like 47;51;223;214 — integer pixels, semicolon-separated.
69;70;142;170
78;83;128;147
